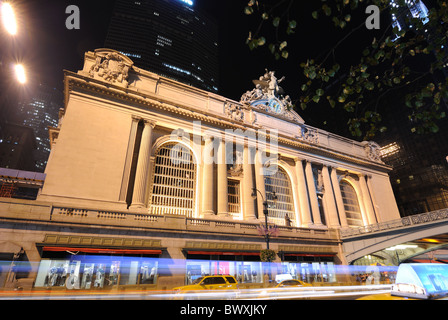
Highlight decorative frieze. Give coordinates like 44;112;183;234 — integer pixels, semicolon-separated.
42;234;162;248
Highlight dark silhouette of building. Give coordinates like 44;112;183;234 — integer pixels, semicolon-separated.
12;84;62;172
104;0;219;93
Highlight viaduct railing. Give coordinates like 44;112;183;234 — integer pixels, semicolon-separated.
340;208;448;238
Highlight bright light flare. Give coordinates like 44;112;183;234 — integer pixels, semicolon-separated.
1;2;17;35
14;64;26;84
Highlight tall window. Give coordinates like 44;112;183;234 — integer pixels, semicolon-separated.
340;181;363;227
264;167;295;226
227;180;241;219
150;143;196;217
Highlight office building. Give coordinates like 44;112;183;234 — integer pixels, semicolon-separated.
104;0;219;93
15;84;62;172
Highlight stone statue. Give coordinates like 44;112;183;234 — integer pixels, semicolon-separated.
89;50;133;87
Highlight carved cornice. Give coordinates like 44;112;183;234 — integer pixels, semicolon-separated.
63;71;392;172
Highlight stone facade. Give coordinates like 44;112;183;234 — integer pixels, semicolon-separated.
0;49;400;290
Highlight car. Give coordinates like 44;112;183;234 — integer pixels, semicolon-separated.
274;279;312;288
358;263;448;300
173;275;239;299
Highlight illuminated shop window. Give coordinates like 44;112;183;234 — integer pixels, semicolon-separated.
340;181;363;227
150;143;196;217
264;167;295;226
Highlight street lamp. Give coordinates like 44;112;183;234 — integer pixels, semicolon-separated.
251;188;277;251
14;63;26;84
1;2;17;36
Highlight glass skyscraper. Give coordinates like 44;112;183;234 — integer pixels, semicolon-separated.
104;0;219;93
15;84;62;172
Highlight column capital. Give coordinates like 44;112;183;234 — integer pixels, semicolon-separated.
132;116;157;128
142;119;157;128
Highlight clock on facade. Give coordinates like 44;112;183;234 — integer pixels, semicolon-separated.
268;98;283;114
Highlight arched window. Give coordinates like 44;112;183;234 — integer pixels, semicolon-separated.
340;181;363;227
150;143;197;217
264;167;295;226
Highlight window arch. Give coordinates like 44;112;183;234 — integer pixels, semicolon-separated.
150;142;197;217
264;166;295;226
340;180;363;227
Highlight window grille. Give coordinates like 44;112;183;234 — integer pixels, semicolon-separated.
150;143;196;217
227;180;241;218
264;167;295;226
340;181;363;227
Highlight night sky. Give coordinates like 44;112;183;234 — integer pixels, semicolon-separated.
6;0;382;134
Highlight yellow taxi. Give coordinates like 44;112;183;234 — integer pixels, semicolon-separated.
358;263;448;300
173;275;239;299
274;279;312;288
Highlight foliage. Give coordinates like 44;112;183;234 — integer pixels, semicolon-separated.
244;0;448;139
260;249;276;262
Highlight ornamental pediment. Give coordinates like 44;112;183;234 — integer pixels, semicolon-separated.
240;70;304;124
87;49;134;88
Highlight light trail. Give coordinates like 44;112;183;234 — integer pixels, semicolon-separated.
0;285;392;300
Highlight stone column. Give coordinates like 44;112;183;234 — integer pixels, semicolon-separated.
366;175;380;223
254;149;267;220
217;138;228;215
243;143;256;220
304;161;323;226
202;136;215;215
358;174;377;225
131;119;156;208
321;165;340;228
294;158;312;227
330;168;348;228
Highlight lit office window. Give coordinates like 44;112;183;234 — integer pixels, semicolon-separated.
340;181;363;227
264;167;295;226
150;143;196;217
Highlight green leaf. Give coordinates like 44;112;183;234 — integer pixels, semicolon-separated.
244;6;254;15
312;11;319;19
273;17;280;27
262;12;269;20
316;88;324;96
322;4;331;16
281;50;289;59
365;82;374;90
279;41;287;51
312;95;321;103
257;37;266;46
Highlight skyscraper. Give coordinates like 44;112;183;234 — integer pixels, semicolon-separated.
377;0;448;215
104;0;219;93
15;83;62;172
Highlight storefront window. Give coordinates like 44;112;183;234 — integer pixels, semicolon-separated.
281;256;337;284
185;255;263;285
35;252;159;289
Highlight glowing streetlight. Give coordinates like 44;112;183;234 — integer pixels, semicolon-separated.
1;2;17;35
14;64;26;84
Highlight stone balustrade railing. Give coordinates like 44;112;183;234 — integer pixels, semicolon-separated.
0;198;338;240
340;208;448;238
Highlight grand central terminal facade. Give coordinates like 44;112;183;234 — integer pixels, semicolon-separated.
0;49;400;290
